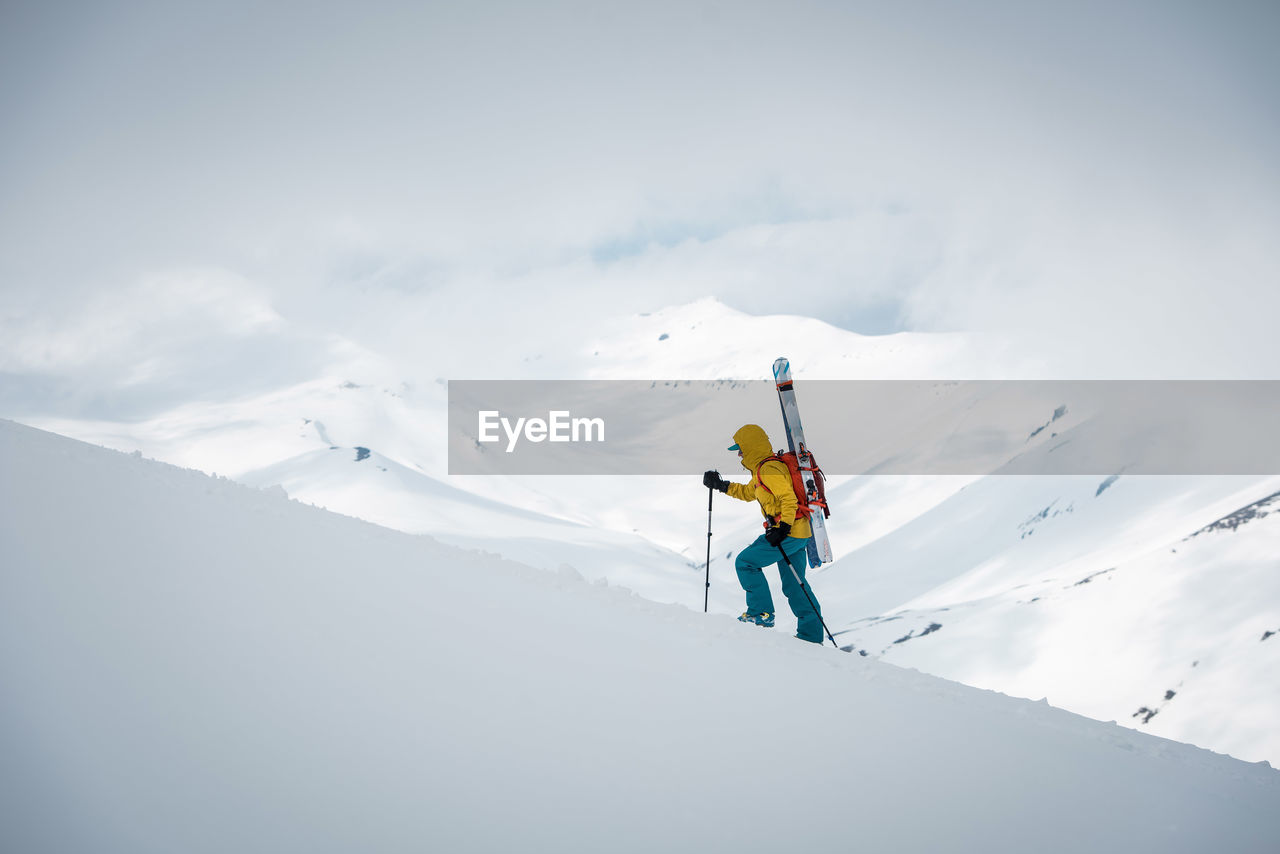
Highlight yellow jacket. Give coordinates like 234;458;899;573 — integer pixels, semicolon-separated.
725;424;813;539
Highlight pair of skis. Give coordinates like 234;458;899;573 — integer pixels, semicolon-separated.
772;357;834;568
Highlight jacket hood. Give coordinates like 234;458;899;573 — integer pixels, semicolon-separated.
732;424;774;471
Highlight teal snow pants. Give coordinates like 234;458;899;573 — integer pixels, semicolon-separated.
735;533;824;643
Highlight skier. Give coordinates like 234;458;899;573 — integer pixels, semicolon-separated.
703;423;826;644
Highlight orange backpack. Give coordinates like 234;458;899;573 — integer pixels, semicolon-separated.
754;449;830;521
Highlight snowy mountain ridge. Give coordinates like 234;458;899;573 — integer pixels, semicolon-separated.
13;298;1280;767
2;417;1279;854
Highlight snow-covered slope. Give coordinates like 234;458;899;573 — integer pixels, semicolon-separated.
237;444;722;606
20;298;983;604
584;296;990;380
2;418;1278;854
13;298;1280;767
823;473;1280;764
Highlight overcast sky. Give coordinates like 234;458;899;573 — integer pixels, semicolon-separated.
2;0;1278;416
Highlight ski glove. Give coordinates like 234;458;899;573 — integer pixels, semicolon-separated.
765;521;792;547
703;470;728;492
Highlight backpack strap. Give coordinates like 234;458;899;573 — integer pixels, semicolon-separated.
753;454;781;495
754;455;780;526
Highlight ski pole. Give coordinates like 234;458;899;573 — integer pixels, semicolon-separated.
704;486;714;613
776;545;839;648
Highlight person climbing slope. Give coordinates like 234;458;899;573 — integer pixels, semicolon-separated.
703;423;825;644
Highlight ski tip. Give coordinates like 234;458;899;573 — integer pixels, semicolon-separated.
772;357;789;378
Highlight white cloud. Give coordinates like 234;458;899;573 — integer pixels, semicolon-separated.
2;269;282;373
1;0;1277;394
0;268;337;418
